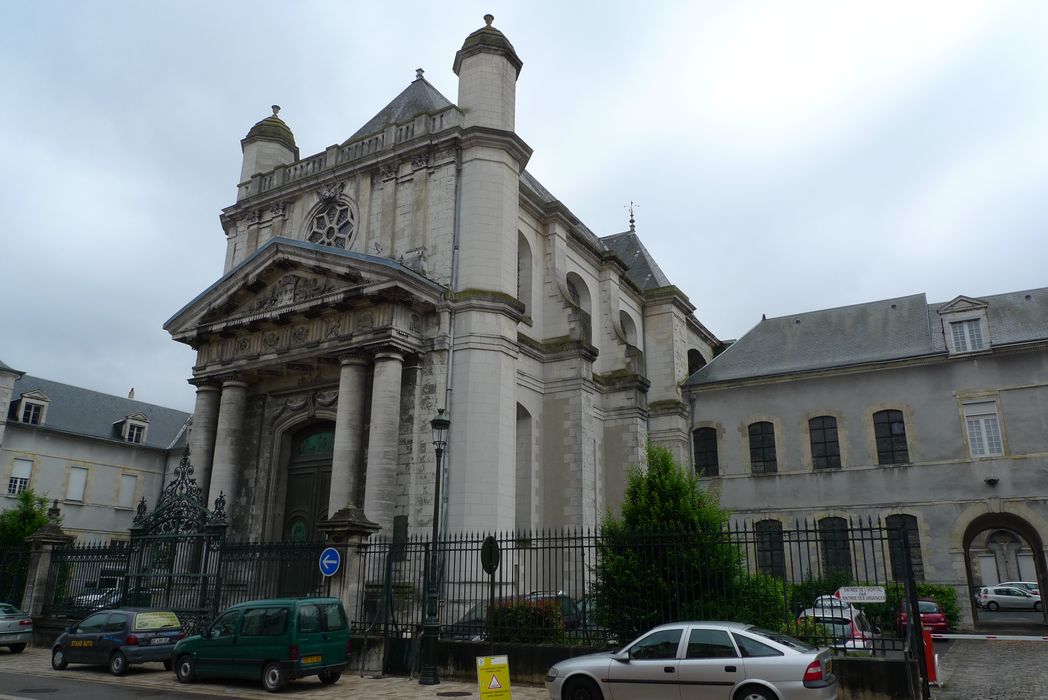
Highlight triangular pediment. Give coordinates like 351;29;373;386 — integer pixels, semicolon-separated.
125;412;150;423
937;295;988;315
165;238;445;341
19;389;50;403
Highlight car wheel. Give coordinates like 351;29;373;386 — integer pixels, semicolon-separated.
263;661;288;693
987;601;999;611
163;659;173;671
318;669;341;684
9;643;26;654
175;655;196;683
51;646;68;670
735;685;776;700
109;651;128;676
563;676;603;700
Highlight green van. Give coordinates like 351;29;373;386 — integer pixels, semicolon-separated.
172;597;349;693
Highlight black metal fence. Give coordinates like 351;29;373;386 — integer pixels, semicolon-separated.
42;538;325;628
353;517;921;655
0;546;30;606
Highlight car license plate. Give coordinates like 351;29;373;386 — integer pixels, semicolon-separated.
0;634;18;642
301;655;322;664
150;637;170;645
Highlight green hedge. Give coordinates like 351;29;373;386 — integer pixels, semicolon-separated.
487;599;565;644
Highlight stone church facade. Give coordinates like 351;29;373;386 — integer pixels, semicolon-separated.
165;17;721;541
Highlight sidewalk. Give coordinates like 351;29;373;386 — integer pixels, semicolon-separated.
0;647;550;700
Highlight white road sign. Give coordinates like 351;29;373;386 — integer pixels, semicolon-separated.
835;586;886;603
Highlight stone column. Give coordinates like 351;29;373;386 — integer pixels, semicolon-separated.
329;355;369;515
187;380;221;498
363;350;404;529
21;500;75;617
208;376;248;510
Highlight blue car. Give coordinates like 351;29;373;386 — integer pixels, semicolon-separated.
51;608;184;675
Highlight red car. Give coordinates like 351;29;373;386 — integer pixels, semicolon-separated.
896;598;948;636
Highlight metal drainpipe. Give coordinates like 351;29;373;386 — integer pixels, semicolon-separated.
440;146;463;534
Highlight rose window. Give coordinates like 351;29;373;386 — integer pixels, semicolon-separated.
308;201;355;248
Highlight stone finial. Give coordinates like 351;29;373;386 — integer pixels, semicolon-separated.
484;13;494;27
271;105;281;116
48;499;61;524
415;67;424;80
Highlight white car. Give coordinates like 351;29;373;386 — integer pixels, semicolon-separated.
996;581;1040;595
545;621;837;700
979;586;1042;611
0;603;33;653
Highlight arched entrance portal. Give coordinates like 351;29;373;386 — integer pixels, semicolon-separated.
963;512;1048;628
283;421;334;541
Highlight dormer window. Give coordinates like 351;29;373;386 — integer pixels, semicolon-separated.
15;390;49;426
118;413;150;444
951;319;985;352
938;295;991;356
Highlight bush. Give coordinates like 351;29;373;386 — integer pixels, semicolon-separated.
487;599;564;644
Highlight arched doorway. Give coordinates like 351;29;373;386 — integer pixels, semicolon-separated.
963;512;1048;628
282;421;334;541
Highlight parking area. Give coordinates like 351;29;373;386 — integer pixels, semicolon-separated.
0;646;549;700
932;639;1048;700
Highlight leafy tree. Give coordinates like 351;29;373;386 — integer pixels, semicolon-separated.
0;490;52;548
592;444;789;641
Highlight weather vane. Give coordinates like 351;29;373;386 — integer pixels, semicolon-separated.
625;201;639;232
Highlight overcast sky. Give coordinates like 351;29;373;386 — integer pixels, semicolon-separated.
3;1;1047;413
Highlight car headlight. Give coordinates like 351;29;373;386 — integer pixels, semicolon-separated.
545;666;559;682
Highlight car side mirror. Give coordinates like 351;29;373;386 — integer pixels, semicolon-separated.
610;650;630;663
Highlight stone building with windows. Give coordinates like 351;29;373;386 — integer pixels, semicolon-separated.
165;17;721;541
683;288;1048;623
0;361;190;540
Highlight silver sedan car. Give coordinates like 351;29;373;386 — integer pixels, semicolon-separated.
545;621;836;700
0;602;33;653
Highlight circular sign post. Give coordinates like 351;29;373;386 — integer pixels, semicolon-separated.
319;546;341;577
481;536;501;575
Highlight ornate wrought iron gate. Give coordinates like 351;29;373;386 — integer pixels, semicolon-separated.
123;451;228;631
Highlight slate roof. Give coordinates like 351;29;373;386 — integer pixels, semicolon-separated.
6;375;190;450
685;288;1048;387
0;359;23;375
347;77;456;142
601;230;673;290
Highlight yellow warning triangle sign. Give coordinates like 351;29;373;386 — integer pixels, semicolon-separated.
488;674;502;690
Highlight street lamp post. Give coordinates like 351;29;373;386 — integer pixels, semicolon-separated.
419;408;450;685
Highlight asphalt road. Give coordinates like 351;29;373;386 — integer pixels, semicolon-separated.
0;670;231;700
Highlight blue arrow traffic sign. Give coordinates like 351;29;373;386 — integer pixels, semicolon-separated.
319;547;341;577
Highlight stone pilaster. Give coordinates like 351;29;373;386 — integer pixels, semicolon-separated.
363;350;404;530
208;377;249;510
187;381;221;499
329;355;369;514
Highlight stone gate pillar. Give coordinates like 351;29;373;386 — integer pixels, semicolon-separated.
318;507;380;632
21;500;75;617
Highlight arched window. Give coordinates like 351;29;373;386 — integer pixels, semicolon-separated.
688;349;706;376
517;232;533;314
620;311;638;346
809;416;841;470
755;520;786;579
873;410;909;464
819;517;852;575
692;428;718;477
748;422;777;474
515;404;533;531
887;514;924;582
566;272;592;343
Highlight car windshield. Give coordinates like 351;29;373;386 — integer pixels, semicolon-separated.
745;626;816;652
810;617;852;638
918;601;940;613
0;604;18;615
